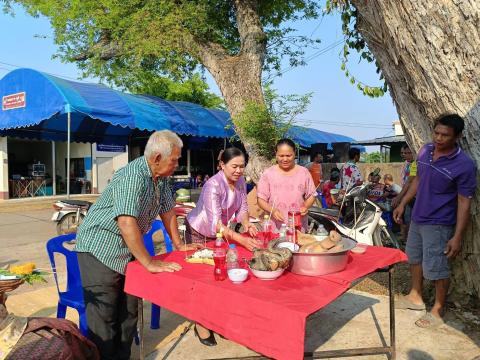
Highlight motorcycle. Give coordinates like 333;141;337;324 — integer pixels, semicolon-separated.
308;183;400;248
52;200;92;235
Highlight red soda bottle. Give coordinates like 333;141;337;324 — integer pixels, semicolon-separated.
213;232;227;281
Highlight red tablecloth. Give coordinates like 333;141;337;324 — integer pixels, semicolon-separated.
125;245;407;360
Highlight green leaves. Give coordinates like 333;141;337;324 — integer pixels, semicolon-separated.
233;86;312;159
328;1;387;98
11;0;322;86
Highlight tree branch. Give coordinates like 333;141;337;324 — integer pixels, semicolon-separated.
72;31;122;61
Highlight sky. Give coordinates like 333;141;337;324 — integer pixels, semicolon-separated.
0;3;399;143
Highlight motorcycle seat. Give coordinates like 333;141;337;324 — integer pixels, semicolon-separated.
60;200;92;209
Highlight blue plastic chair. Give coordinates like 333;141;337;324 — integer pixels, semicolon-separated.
143;219;173;329
46;233;87;337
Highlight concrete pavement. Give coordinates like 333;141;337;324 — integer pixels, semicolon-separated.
1;202;479;359
5;284;479;360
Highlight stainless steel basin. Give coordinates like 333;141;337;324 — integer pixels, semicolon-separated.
289;237;356;276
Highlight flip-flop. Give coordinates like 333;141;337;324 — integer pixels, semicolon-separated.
415;312;445;329
395;295;426;311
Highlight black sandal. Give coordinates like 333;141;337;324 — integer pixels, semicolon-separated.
194;325;217;346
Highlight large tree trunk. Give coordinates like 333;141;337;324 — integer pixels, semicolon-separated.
198;0;272;183
211;56;271;184
351;0;480;299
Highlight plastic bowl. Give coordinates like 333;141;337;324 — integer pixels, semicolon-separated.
276;242;299;252
351;243;368;254
227;268;248;284
249;267;285;281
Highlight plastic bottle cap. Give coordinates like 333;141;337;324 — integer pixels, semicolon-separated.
229;244;236;249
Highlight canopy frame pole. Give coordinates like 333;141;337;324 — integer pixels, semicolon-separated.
66;108;71;199
51;141;56;196
187;149;191;178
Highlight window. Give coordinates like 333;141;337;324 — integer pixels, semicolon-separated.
66;158;85;178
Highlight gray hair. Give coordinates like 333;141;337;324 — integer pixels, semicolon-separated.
144;130;183;159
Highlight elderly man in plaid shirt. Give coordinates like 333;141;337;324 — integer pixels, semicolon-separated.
75;130;199;359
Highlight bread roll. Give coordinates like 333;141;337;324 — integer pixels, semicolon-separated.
328;243;344;253
296;231;316;246
329;230;341;243
319;237;337;250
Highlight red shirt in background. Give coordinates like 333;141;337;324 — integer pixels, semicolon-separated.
322;181;337;208
306;162;322;188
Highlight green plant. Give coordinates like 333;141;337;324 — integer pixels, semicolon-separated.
232;87;312;159
362;151;382;163
326;0;387;98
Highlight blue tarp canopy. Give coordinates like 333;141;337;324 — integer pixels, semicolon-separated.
288;125;364;150
0;68;233;145
0;68;361;149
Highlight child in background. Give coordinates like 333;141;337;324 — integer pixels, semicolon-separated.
195;174;203;188
383;174;402;199
367;172;384;202
322;169;341;208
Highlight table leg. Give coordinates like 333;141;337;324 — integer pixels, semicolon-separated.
389;266;396;360
305;265;397;359
138;298;145;360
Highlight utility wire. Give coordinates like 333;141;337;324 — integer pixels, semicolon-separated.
266;39;344;81
309;15;325;37
298;118;393;129
0;60;92;83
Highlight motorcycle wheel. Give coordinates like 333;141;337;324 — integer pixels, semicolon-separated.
56;213;85;235
372;225;400;248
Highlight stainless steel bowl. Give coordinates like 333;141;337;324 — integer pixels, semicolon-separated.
289;237;356;276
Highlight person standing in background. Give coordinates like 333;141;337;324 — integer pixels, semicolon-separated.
340;148;363;192
392;145;417;242
305;152;323;188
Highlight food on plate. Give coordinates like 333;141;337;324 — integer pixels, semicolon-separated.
298;230;344;254
249;238;292;271
9;262;36;275
185;248;215;266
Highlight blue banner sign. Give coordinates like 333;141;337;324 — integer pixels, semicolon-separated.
96;144;126;153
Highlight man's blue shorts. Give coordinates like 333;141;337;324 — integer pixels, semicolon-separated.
406;221;454;280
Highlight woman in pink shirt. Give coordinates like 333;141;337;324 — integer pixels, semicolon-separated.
186;147;259;249
257;139;317;231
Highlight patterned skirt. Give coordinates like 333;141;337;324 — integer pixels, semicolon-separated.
184;220;215;245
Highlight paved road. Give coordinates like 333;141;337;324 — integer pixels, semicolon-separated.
0;209;59;294
0;209;57;269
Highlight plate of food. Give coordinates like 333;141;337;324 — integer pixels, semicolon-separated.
185;248;215;265
0;263;48;284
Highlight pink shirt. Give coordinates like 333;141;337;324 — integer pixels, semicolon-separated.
257;165;317;230
187;171;248;237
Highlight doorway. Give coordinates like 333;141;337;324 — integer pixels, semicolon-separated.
96;157;114;193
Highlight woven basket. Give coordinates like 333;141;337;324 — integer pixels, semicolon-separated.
0;278;24;294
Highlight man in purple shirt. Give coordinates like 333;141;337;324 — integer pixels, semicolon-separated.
393;114;476;328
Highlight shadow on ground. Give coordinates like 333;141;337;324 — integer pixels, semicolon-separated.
305;292;380;353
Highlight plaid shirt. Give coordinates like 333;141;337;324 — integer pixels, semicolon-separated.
75;156;175;274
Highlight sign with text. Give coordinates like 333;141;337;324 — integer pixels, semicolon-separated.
96;144;126;153
2;92;26;110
